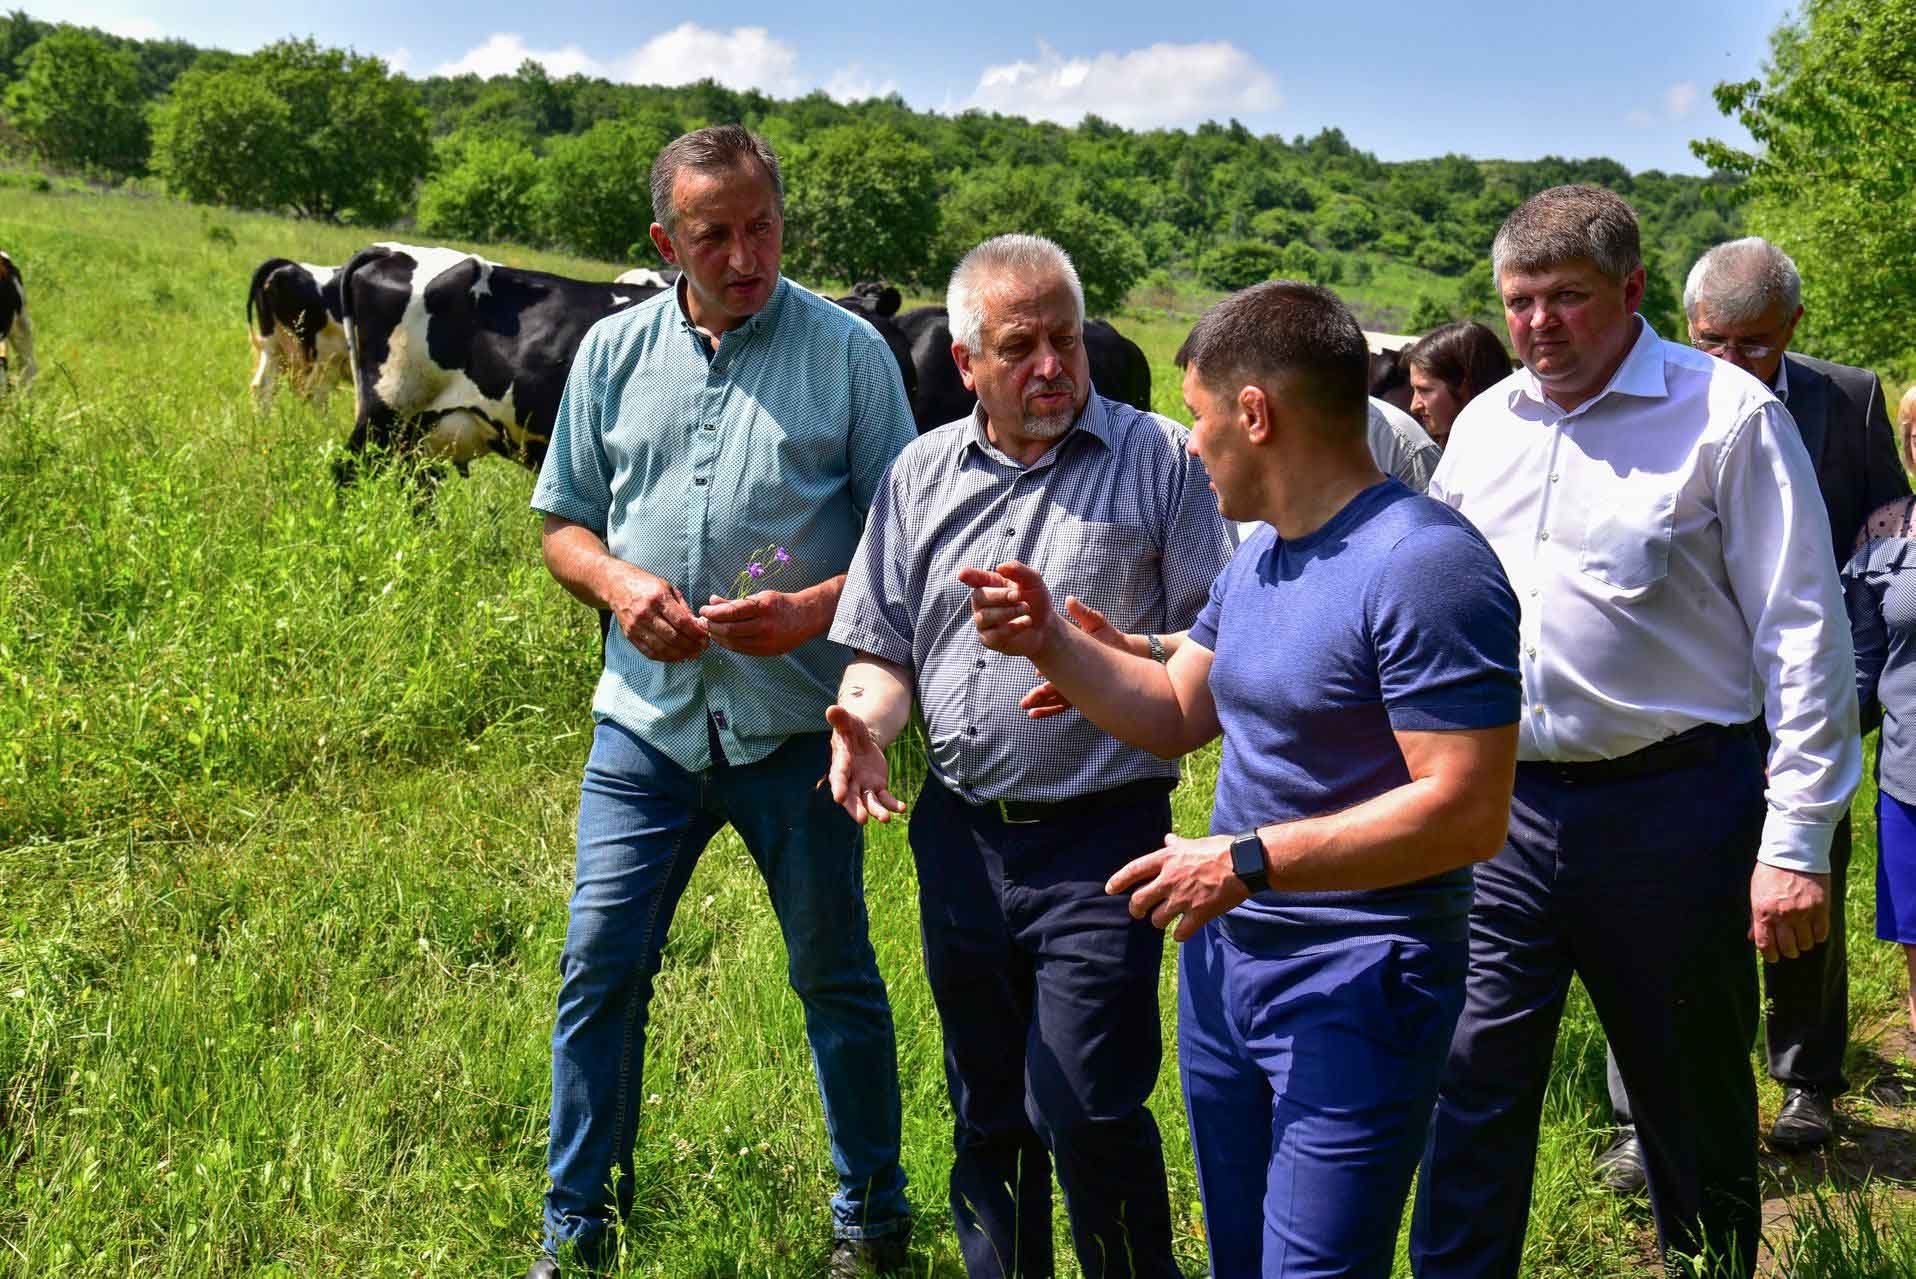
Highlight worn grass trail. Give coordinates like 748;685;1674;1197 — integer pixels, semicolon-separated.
1;179;1912;1277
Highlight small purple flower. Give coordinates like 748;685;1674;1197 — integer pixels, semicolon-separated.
773;547;791;564
748;562;765;578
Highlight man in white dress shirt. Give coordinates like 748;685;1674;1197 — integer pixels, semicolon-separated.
1408;186;1861;1279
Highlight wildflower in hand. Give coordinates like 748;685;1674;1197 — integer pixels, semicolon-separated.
731;543;794;598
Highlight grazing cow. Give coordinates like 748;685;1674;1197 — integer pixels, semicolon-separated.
896;304;1150;432
247;258;347;407
337;243;671;481
830;281;917;416
0;251;37;394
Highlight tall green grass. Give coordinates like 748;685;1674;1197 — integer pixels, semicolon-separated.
1;180;1910;1277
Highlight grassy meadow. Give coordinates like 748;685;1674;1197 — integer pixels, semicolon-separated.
2;175;1914;1278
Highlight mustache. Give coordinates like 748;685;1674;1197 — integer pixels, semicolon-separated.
1025;376;1075;402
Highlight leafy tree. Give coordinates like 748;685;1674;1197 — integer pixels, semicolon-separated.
4;27;148;174
784;123;939;285
1413;236;1475;277
1281;241;1337;283
1316;195;1380;249
933;164;1145;313
1694;0;1916;377
539;114;678;260
1250;207;1311;245
416;132;543;244
151;38;427;222
1199;240;1283;291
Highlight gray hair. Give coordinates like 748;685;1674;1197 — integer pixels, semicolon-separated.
1491;184;1642;285
946;234;1085;352
1683;236;1802;325
648;124;783;238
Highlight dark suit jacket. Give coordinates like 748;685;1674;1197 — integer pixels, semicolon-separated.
1782;351;1911;563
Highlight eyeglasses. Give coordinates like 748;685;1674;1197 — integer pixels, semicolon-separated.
1692;335;1780;360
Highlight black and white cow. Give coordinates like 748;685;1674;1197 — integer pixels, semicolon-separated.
0;251;37;394
247;258;348;408
896;305;1151;432
613;267;678;289
336;243;670;481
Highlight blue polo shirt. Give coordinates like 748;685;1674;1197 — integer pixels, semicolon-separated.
531;277;916;770
1190;479;1521;944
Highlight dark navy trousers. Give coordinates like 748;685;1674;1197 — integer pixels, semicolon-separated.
909;777;1179;1279
1179;918;1466;1278
1412;734;1765;1279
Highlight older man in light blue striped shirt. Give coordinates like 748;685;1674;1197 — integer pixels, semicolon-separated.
526;125;915;1279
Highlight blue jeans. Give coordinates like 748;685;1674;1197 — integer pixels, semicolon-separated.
542;720;909;1260
1179;922;1465;1279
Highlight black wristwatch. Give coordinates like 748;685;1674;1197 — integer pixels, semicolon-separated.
1228;830;1268;893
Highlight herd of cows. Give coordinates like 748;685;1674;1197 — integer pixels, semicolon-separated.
235;243;1156;485
0;241;1419;485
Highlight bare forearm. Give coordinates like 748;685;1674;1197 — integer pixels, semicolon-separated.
793;574;848;645
1254;770;1512;892
838;653;915;748
541;517;629;610
1033;626;1208;758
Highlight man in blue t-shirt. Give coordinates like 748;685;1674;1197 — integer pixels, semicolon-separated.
963;281;1522;1279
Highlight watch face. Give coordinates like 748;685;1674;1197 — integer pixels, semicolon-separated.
1231;833;1264;879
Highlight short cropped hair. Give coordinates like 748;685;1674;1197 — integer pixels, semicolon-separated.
946;234;1085;352
1684;237;1803;326
1175;280;1370;424
1491;184;1641;285
1404;320;1513;405
649;125;784;237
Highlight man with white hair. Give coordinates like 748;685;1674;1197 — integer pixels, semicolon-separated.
826;233;1231;1278
1590;236;1909;1186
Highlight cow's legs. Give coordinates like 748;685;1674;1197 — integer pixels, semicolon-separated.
249;332;278;408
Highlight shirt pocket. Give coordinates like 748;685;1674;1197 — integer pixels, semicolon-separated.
1577;478;1676;596
1045;517;1161;624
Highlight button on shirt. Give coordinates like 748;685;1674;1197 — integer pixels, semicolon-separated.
831;394;1232;803
1428;318;1861;873
531;277;916;771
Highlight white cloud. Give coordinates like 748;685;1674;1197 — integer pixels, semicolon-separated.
1665;81;1699;119
434;25;801;95
824;64;900;104
964;40;1280;129
616;23;801;94
435;33;603;80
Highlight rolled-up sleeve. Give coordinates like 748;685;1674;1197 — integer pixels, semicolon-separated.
530;326;613;532
1719;401;1863;873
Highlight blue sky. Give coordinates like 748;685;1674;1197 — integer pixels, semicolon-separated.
37;0;1793;174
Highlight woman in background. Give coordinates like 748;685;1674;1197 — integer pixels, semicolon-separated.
1402;320;1512;450
1844;382;1916;1049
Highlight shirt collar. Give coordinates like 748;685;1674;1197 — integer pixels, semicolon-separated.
1509;316;1667;419
674;274;789;349
958;391;1115;469
1773;355;1790;402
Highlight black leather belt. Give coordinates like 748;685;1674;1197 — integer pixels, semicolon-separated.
1522;720;1755;787
968;778;1175;826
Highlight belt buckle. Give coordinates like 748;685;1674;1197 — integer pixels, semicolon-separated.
996;799;1041;825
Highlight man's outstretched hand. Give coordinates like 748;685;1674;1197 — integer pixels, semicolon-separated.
824;704;907;825
1022;597;1124;718
959;561;1058;659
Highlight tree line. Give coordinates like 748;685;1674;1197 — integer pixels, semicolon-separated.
0;3;1905;373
